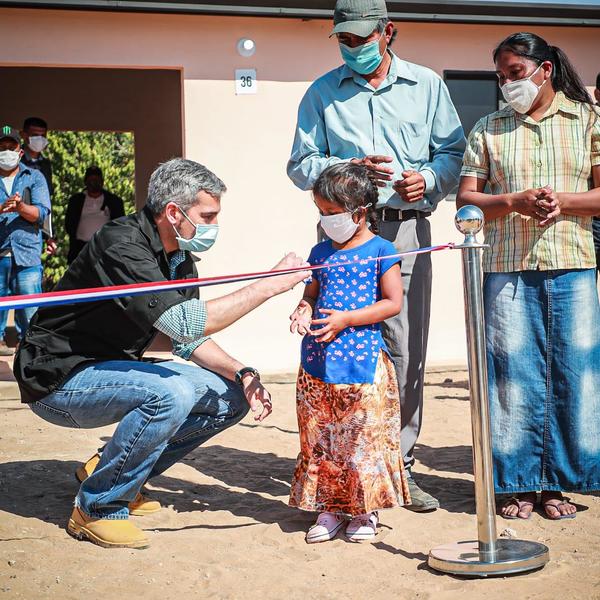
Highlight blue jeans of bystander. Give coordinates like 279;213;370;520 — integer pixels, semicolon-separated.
0;256;43;340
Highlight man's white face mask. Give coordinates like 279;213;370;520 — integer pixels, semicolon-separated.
0;149;21;171
28;135;49;153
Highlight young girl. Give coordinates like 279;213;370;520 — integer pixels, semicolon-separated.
288;163;410;543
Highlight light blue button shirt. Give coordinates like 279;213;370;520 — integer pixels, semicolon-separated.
287;52;466;211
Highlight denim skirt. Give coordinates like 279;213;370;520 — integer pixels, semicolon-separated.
484;268;600;494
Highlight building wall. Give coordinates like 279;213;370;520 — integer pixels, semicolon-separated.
1;8;598;371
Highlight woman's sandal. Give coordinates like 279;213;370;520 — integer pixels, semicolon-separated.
542;497;577;520
500;496;535;520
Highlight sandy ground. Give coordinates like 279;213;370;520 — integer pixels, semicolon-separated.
1;357;599;600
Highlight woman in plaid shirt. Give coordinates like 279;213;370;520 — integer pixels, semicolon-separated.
457;32;600;521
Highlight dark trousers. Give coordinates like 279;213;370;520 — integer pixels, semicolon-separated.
67;239;87;264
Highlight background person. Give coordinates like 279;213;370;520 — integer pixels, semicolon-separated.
287;0;465;512
14;158;310;549
20;116;56;255
65;165;125;264
457;32;600;520
0;125;50;356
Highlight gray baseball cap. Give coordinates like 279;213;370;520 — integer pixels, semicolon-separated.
0;125;20;144
331;0;388;38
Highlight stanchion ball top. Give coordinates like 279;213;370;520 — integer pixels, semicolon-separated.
455;205;484;236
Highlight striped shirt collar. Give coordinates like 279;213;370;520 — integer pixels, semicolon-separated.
494;91;581;123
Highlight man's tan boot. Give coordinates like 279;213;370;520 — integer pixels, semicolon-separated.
75;453;161;516
75;453;101;482
67;507;149;549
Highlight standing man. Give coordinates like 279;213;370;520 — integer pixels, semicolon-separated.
65;165;125;263
287;0;465;511
0;125;50;355
20;117;56;254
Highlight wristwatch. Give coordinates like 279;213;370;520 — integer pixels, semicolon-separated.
235;367;260;387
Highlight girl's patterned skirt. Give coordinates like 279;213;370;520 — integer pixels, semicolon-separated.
289;351;411;516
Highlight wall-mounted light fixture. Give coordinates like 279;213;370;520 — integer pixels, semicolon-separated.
237;38;256;57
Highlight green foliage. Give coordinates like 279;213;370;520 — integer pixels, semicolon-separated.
42;131;136;288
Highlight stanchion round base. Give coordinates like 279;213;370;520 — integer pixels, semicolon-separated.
428;539;549;577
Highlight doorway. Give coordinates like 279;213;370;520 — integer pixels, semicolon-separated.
0;66;184;206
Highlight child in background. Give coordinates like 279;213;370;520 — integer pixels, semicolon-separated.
289;163;410;543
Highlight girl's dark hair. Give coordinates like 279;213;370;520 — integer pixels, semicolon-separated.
312;163;380;233
493;32;592;105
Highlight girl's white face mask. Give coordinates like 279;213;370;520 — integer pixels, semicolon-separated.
319;204;372;244
320;212;358;244
501;64;546;114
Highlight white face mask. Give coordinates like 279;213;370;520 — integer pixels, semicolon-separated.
501;64;546;114
28;135;49;153
320;204;371;244
0;149;21;171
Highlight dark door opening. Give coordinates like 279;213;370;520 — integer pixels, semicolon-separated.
0;66;183;207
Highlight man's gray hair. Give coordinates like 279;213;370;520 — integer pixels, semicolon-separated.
376;17;397;46
146;158;226;215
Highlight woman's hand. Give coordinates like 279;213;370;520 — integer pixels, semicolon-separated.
242;374;273;422
310;309;349;344
290;299;313;335
510;188;550;221
536;186;562;226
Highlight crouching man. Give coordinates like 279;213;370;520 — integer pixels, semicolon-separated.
14;158;310;549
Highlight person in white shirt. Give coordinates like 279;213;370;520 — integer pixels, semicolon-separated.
65;165;125;263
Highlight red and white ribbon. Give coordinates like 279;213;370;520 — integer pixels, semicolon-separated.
0;243;454;311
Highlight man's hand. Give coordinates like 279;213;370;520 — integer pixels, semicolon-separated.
261;253;312;296
351;155;394;187
242;375;273;422
290;299;313;335
310;308;349;343
0;193;21;214
46;238;58;255
393;170;426;202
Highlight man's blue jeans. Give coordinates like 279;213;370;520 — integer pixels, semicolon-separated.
0;256;43;341
30;360;249;519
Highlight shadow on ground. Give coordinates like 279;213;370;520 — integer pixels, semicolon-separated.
415;443;473;476
424;378;469;390
0;453;311;535
0;445;484;538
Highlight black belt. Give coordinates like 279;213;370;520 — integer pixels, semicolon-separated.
376;208;429;222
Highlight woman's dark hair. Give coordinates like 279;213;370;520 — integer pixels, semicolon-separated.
493;32;592;105
312;163;380;233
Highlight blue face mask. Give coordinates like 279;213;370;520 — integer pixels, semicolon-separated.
173;207;219;253
339;35;385;75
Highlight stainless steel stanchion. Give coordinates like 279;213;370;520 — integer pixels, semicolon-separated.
428;205;550;577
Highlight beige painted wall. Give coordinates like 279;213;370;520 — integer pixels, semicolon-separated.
1;8;598;371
